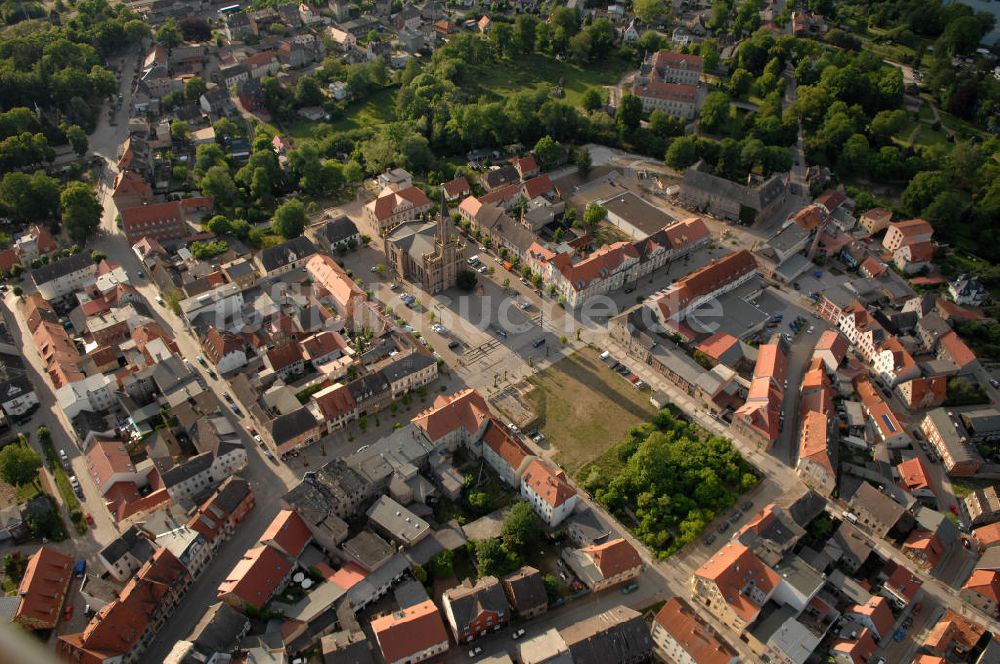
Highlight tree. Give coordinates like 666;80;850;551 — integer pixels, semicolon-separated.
178;17;212;41
0;445;41;486
171;120;191;143
294;76;324;108
200;165;237;206
501;501;541;551
649;111;683;138
584;203;607;226
456;270;478;291
729;68;753;98
699;92;730;132
513;15;539;54
568;31;592;62
581;88;603;113
616;93;642;132
634;0;668;23
665;135;699;170
185;76;207;102
65;125;87;156
574;148;592;178
902;171;947;216
533;135;562;168
467;490;493;515
473;538;507;577
0;171;60;223
273;199;307;239
156;18;182;49
60;182;101;243
430;549;454;578
543;573;560;599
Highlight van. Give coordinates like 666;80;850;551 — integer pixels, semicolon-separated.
599;351;610;360
467;255;480;266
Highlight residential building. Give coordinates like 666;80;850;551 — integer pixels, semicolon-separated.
966;486;1000;527
256;236;319;277
561;605;652;664
411;388;491;451
960;569;1000;616
844;596;895;641
58;549;191;664
859;208;892;235
121;200;199;245
365;185;432;235
384;193;464;294
366;495;430;548
856;377;909;448
187;477;255;548
259;508;312;559
651;596;739;664
849;481;912;538
501;566;547;620
796;409;835;496
921;408;984;477
309;214;361;251
632;78;699;117
202;326;247;374
481;420;535;488
881;563;922;608
922;609;986;657
216;544;291;610
561;538;643;592
732;342;787;450
305;254;367;320
949;275;991;307
13;547;73;631
98;526;157;582
898;456;934;502
371;599;449;664
825;522;872;574
831;628;878;664
441;176;471;201
883;219;933;253
0;375;38;418
680;161;787;225
442;576;510;642
380;351;438;397
692;542;780;631
30;252;97;301
520;458;578;527
959;408;1000;443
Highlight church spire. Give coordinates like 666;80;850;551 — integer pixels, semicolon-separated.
436;186;450;245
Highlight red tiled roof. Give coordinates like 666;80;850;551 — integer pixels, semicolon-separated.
260;509;312;559
652;250;757;320
582;538;641;578
696;332;739;361
412;388;491;442
814;190;846;213
442;176;471;198
521;458;575;508
371;599;448;664
480;182;520;206
890;218;934;238
514;155;538;175
522;174;554;200
798;410;833;475
482;419;532;473
885;564;922;602
86;439;135;490
266;341;304;371
848;596;894;639
663;216;710;249
58;549;187;663
203;326;244;365
652;49;703;71
975;522;1000;549
652;597;738;664
14;547;73;630
112;170;152;201
897;457;931;493
301;331;348;360
368;186;431;222
832;627;877;664
633;79;698;102
0;248;22;272
963;569;1000;605
938;331;977;368
860;256;887;278
217;545;291;609
312;382;357;420
695;542;779;623
923;609;987;653
792;204;825;231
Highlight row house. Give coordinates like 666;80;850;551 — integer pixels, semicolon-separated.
441;577;510;643
188;477;256;549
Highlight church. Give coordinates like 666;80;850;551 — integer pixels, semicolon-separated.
383;190;465;295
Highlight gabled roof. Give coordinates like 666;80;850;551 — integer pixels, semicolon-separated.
938;331;977;367
651;250;757;320
502;566;546;613
522;174;554;200
217;545;290;609
652;597;738;664
260;509;312;559
975;522;1000;549
897;456;931;494
367;186;431;222
694;542;779;623
848;596;894;639
411;388;490;442
582;538;641;578
521;458;575;508
312;382;357;420
259;236;318;272
963;569;1000;605
889;218;933;238
203;326;245;365
371;599;448;663
441;176;471;198
266;341;304;371
14;546;73;629
482;419;532;473
923;609;987;654
831;627;877;664
443;576;509;629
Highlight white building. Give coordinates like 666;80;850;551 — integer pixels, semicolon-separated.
520;458;578;527
55;374;116;420
155;525;212;579
31;253;98;301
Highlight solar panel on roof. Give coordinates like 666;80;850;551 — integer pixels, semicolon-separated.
882;414;897;433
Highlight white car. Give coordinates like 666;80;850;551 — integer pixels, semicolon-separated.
468;647;482;658
512;628;526;640
807;326;815;334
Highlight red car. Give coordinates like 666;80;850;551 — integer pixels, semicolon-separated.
63;605;73;621
950;505;959;515
84;513;95;526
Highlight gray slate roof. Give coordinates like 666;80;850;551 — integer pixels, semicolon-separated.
259;236;318;272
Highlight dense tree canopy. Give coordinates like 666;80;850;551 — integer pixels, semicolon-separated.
585;408;757;556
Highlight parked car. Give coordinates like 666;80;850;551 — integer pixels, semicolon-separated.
703;534;716;546
621;581;639;594
512;628;526;640
448;340;461;350
718;522;729;533
73;560;86;577
84;513;94;526
468;647;482;658
741;500;753;511
64;605;74;621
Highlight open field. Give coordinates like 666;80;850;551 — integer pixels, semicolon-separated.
524;348;656;475
473;54;632;105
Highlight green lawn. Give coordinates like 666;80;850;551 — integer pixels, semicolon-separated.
473;54;632;105
15;479;41;503
950;477;995;500
525;348;656;476
53;467;80;513
328;86;399;132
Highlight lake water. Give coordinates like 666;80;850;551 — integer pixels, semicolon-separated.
952;0;1000;45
